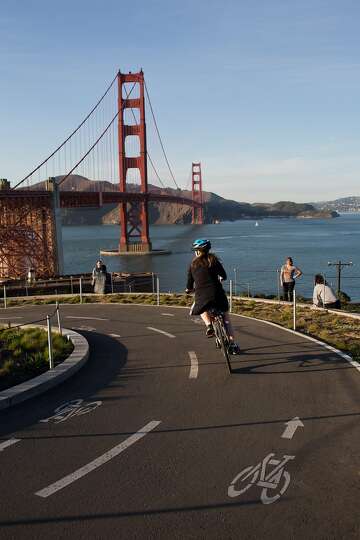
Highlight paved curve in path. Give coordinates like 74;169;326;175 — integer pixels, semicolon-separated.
0;303;359;539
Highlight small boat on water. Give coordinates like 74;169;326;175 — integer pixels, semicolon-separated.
255;221;259;227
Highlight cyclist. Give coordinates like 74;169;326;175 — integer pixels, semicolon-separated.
185;238;240;355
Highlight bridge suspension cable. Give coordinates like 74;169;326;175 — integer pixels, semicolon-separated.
13;73;118;190
144;80;180;190
57;82;136;186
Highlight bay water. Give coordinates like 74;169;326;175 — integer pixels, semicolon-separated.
63;214;360;301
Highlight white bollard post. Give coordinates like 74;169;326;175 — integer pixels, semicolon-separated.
152;272;155;293
247;283;250;298
293;289;297;330
229;279;233;313
156;277;160;306
277;269;281;302
79;277;83;304
56;301;62;335
3;285;7;309
47;315;54;369
70;276;73;295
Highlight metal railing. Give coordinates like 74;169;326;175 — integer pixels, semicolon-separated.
1;272;156;305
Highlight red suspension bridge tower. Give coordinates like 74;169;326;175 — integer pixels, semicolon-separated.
117;70;151;253
191;162;204;225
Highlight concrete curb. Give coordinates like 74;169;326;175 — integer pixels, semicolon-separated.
0;327;89;411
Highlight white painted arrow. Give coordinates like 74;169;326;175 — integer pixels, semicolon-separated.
281;417;304;439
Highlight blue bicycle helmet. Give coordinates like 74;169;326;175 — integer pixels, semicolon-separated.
192;238;211;251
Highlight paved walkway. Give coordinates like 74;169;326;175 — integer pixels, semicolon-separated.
0;303;359;539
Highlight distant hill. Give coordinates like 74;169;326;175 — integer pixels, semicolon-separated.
311;196;360;213
29;175;338;224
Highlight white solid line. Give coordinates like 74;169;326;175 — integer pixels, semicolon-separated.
66;316;108;321
161;313;175;317
232;312;360;375
109;333;121;338
188;351;199;379
0;317;23;319
0;438;21;452
147;327;176;339
35;420;161;498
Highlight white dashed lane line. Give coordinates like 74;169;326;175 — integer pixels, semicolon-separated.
161;313;175;317
109;334;121;338
147;327;176;339
0;439;21;452
188;351;199;379
0;317;23;320
65;316;108;321
35;420;162;498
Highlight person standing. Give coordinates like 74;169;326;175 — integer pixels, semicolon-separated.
280;257;302;301
92;259;107;294
312;274;341;309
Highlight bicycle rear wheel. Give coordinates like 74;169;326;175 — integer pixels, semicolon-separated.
213;316;232;374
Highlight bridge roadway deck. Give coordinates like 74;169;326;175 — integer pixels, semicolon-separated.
0;303;359;539
0;190;202;208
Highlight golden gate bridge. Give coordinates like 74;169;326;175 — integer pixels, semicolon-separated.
0;70;204;279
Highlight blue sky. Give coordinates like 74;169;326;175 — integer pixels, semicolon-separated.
1;0;360;202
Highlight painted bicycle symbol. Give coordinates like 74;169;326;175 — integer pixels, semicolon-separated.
39;399;102;424
228;453;295;505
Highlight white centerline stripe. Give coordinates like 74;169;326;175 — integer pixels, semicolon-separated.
109;334;121;338
0;438;21;452
65;316;108;321
188;351;199;379
35;420;161;498
147;327;176;339
161;313;174;317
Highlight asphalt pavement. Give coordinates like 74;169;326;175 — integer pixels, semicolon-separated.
0;302;359;540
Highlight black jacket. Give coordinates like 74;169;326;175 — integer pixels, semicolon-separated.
187;259;229;315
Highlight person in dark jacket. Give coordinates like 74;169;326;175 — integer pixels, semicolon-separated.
186;238;240;355
92;259;107;294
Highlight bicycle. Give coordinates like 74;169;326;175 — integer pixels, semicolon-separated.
187;291;233;374
39;399;102;424
228;452;295;505
209;308;232;374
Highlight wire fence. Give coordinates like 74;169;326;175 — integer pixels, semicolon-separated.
1;269;359;306
219;270;360;302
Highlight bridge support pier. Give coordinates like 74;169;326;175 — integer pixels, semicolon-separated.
46;177;64;274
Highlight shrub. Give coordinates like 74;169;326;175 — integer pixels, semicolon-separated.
0;327;73;391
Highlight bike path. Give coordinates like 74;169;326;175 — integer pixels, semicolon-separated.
0;303;359;539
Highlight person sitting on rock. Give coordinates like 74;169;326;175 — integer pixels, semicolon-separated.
313;274;341;309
